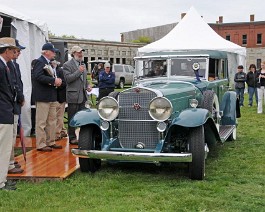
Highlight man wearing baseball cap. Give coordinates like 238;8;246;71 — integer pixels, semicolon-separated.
98;62;115;100
32;43;63;152
0;37;19;190
63;45;91;145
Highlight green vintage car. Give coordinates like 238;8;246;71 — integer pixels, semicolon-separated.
71;51;239;180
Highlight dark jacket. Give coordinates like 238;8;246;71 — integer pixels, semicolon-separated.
246;71;258;88
7;60;24;115
98;70;115;89
234;71;246;89
32;55;57;102
0;58;15;124
56;66;66;103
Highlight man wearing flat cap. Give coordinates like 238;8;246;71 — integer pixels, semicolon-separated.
63;45;91;145
32;43;63;152
7;39;26;174
0;37;19;190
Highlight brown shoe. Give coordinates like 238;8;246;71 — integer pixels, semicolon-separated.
8;167;24;174
69;139;78;145
60;131;68;138
37;146;52;152
49;144;63;149
15;163;21;168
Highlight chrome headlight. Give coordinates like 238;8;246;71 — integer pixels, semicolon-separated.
149;97;173;121
98;97;119;121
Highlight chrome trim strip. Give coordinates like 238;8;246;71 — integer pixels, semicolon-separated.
71;149;192;163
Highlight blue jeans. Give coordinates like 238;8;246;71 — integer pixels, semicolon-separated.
248;86;258;106
235;88;245;106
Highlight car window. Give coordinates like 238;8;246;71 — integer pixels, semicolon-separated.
171;58;206;78
124;66;130;73
114;65;123;72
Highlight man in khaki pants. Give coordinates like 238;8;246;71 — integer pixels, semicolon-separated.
32;43;63;151
0;37;18;190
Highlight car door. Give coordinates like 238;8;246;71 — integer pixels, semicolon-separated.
124;65;134;84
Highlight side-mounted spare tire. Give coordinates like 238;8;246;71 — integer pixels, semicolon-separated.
78;125;102;173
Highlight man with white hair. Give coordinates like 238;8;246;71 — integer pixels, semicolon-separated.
63;46;91;145
32;43;63;152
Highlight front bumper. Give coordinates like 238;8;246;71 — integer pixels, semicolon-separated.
71;149;192;163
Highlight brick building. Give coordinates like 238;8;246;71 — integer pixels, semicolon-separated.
121;14;265;70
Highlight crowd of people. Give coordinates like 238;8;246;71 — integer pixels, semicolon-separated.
2;36;263;191
234;62;265;113
0;38;116;191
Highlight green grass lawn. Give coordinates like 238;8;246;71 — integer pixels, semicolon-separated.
1;95;265;211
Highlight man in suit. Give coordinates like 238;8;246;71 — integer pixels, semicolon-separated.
63;46;91;145
51;60;68;141
0;37;18;190
32;43;63;152
7;39;25;174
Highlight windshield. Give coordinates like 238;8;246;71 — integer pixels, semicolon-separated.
136;59;167;78
171;58;207;78
135;57;207;79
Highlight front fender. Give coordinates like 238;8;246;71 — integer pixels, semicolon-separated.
69;108;100;127
171;108;211;128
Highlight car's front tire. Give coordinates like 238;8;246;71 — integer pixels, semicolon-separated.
188;126;205;180
78;125;102;173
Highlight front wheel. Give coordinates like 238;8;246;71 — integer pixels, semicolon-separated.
78;125;102;173
188;126;205;180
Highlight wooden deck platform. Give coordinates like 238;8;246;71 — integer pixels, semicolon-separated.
7;137;80;181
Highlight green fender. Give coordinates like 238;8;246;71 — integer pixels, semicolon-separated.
69;108;100;127
171;108;211;128
220;91;237;125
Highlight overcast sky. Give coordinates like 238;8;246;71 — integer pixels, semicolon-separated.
1;0;265;41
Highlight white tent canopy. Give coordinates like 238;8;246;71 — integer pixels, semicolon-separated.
138;7;246;57
137;7;246;88
0;5;48;135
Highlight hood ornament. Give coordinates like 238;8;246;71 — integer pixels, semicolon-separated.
133;103;141;110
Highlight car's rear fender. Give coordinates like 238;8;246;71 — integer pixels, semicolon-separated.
69;108;100;127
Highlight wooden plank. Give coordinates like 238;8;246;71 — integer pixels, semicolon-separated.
8;137;80;181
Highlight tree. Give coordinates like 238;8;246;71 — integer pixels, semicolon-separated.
132;36;152;44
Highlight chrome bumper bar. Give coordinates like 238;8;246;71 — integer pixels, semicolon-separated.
71;149;192;163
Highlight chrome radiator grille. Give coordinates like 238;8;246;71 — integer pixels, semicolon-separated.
118;88;159;149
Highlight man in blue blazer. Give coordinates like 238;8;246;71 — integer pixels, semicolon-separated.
0;37;18;190
7;39;25;174
32;43;63;152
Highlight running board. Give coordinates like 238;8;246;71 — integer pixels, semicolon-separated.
219;125;236;142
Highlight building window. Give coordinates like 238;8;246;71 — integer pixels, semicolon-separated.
104;50;108;55
116;58;120;63
110;50;114;56
257;59;261;69
225;35;230;41
242;34;247;45
90;49;95;55
257;34;262;44
122;51;126;56
122;58;126;64
98;50;102;55
116;51;120;56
